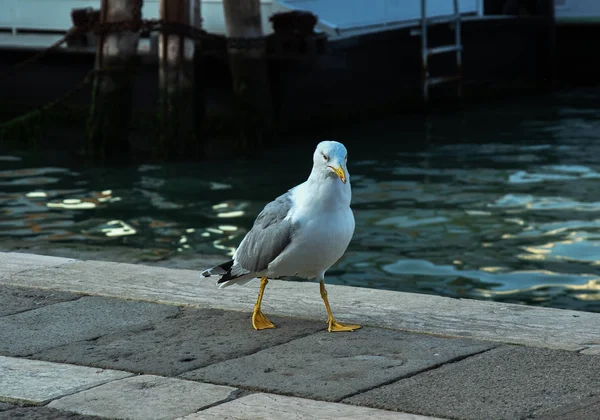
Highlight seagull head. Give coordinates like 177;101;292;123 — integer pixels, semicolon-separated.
312;140;349;184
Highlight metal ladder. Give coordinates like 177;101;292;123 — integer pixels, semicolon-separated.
420;0;463;104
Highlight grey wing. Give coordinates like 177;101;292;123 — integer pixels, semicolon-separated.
235;192;294;273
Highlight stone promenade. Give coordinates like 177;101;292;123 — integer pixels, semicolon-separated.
0;252;599;419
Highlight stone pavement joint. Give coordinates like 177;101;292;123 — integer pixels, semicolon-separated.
181;327;496;401
181;393;445;419
0;356;133;406
0;253;77;278
48;375;237;420
0;285;80;317
0;406;107;419
345;345;600;420
530;394;600;420
339;345;497;402
580;344;600;355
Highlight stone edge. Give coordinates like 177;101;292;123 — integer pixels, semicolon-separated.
1;252;600;353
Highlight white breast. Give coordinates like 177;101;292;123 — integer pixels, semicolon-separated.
266;177;355;279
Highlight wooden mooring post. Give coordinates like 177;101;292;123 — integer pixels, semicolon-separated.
87;0;142;159
222;0;274;154
157;0;200;158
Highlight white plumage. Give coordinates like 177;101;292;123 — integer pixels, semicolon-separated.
202;140;360;332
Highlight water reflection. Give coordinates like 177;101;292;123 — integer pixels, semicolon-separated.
1;90;600;312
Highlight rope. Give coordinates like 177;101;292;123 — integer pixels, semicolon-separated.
0;7;324;137
0;28;80;79
0;69;96;137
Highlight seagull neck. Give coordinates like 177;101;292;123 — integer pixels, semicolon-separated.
301;172;352;210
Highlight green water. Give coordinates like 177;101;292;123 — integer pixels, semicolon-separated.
1;89;600;312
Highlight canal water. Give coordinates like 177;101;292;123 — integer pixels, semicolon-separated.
1;88;600;312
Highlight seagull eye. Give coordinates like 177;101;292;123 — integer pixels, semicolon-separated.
322;154;329;161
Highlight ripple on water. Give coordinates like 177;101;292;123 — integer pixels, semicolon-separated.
508;165;600;184
2;94;600;312
520;234;600;265
488;194;600;211
381;259;600;298
375;215;449;228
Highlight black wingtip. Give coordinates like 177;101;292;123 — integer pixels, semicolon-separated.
217;272;235;284
201;260;234;279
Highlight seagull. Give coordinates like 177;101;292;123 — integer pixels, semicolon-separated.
201;140;360;332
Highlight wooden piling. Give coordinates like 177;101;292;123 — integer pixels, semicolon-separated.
222;0;274;154
157;0;200;158
87;0;141;160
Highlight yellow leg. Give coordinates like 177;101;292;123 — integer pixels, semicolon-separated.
252;277;275;330
319;280;361;332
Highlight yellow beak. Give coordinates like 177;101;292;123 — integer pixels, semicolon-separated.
329;165;347;184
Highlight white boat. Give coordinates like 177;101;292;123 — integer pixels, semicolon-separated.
554;0;600;24
0;0;597;52
0;0;484;51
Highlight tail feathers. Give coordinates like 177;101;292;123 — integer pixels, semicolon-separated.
201;260;252;286
201;260;233;278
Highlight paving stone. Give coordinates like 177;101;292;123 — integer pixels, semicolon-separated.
182;393;445;419
580;345;600;355
0;356;132;405
0;402;15;411
345;345;600;420
182;327;494;401
34;307;323;376
0;285;79;317
0;253;77;282
0;296;180;356
48;375;236;420
0;406;107;419
529;394;600;420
